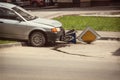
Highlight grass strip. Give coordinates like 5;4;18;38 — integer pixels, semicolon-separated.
54;16;120;31
0;40;15;44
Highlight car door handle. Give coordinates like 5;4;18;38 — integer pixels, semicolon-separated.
0;21;4;23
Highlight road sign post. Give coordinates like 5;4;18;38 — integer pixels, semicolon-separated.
77;27;101;44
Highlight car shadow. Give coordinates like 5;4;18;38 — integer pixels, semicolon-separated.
21;41;66;47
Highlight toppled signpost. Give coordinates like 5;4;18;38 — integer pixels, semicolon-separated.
77;27;101;44
64;27;101;44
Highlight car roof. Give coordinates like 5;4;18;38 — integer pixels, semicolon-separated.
0;2;16;9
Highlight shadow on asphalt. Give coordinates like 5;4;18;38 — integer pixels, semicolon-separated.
112;48;120;56
52;42;98;57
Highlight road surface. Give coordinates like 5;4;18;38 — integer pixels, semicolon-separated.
0;40;120;80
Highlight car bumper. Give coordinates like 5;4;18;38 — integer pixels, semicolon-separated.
46;27;65;42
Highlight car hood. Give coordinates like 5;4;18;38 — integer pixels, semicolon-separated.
31;18;62;28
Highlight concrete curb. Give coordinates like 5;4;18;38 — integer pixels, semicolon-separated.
0;30;120;48
0;36;119;48
46;11;120;19
100;37;120;41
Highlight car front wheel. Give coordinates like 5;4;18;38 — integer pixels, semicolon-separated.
29;32;46;47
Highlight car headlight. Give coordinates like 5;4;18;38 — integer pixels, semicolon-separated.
51;27;61;32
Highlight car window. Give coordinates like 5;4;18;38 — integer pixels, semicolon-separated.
0;7;18;20
12;7;37;21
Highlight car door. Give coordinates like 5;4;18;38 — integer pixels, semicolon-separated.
0;7;27;40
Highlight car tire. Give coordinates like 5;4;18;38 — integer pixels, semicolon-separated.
29;32;46;47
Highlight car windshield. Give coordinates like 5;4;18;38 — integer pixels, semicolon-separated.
12;6;37;21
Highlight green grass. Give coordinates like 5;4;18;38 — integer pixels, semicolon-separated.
54;15;120;31
0;40;15;44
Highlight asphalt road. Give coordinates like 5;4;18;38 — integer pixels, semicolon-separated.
0;40;120;80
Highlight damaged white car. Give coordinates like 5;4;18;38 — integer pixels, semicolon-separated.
0;2;65;47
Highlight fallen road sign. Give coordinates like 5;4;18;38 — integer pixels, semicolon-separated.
77;27;101;44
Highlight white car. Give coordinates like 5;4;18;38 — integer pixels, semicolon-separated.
0;2;65;47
